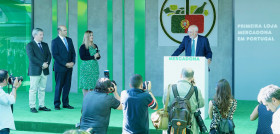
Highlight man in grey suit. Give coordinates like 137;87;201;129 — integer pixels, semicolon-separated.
26;28;52;113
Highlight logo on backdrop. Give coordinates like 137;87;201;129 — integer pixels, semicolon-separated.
160;0;217;44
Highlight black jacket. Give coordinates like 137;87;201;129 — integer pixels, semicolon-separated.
26;40;51;76
79;44;100;61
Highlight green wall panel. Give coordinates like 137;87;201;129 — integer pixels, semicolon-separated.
107;0;113;79
134;0;145;79
122;0;125;90
52;0;57;92
77;0;87;92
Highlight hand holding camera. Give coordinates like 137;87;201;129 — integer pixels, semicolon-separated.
190;78;196;86
111;82;117;93
143;81;152;92
104;70;117;93
8;75;23;85
12;77;22;89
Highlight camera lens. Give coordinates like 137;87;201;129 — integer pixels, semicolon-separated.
8;75;23;85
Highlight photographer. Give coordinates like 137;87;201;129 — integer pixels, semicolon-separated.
0;70;22;134
80;78;121;134
121;74;158;133
162;68;205;134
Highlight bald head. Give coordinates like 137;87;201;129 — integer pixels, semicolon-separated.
181;68;194;79
58;25;67;37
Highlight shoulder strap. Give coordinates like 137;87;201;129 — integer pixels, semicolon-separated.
184;85;194;100
164;85;172;112
172;84;179;98
193;86;199;107
212;101;222;117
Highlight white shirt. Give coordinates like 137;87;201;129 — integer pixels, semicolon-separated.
59;35;67;45
0;86;16;130
272;106;280;134
34;40;41;48
58;35;69;51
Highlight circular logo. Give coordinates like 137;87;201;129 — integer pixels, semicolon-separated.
160;0;217;44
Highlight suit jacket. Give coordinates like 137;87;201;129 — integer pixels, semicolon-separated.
172;35;212;59
51;36;76;72
26;41;51;76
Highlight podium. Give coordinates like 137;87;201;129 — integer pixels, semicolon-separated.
164;56;209;119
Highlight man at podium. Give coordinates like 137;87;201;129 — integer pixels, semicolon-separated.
171;25;212;65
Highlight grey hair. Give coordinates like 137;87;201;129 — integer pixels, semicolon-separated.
181;68;194;79
258;84;280;103
189;25;198;32
32;28;43;37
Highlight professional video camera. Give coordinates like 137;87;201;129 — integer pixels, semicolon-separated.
8;74;23;85
104;70;116;93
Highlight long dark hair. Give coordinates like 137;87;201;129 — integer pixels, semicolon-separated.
213;79;233;117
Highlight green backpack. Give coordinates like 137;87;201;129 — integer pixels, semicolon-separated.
168;84;194;134
212;101;235;134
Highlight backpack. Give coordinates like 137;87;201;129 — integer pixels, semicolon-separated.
212;101;235;134
168;84;195;134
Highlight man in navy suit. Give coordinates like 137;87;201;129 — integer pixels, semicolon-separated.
26;28;51;113
51;25;76;110
172;25;212;65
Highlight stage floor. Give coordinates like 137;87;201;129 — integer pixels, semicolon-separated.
9;91;259;134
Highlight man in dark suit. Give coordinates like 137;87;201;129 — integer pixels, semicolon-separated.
51;25;76;110
26;28;52;113
172;25;212;65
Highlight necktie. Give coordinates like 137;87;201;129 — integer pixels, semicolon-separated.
191;39;195;56
38;43;44;53
63;38;69;51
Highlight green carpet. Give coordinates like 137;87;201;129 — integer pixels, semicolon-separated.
8;91;259;133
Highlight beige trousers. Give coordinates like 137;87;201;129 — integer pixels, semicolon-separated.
29;71;47;108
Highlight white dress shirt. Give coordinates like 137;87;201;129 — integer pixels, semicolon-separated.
272;105;280;134
0;86;16;130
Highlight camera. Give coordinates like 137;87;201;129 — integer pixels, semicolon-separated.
142;81;150;90
104;70;116;93
8;74;23;85
104;70;110;79
194;110;208;133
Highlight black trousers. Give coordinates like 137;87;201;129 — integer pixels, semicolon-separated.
54;69;72;107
